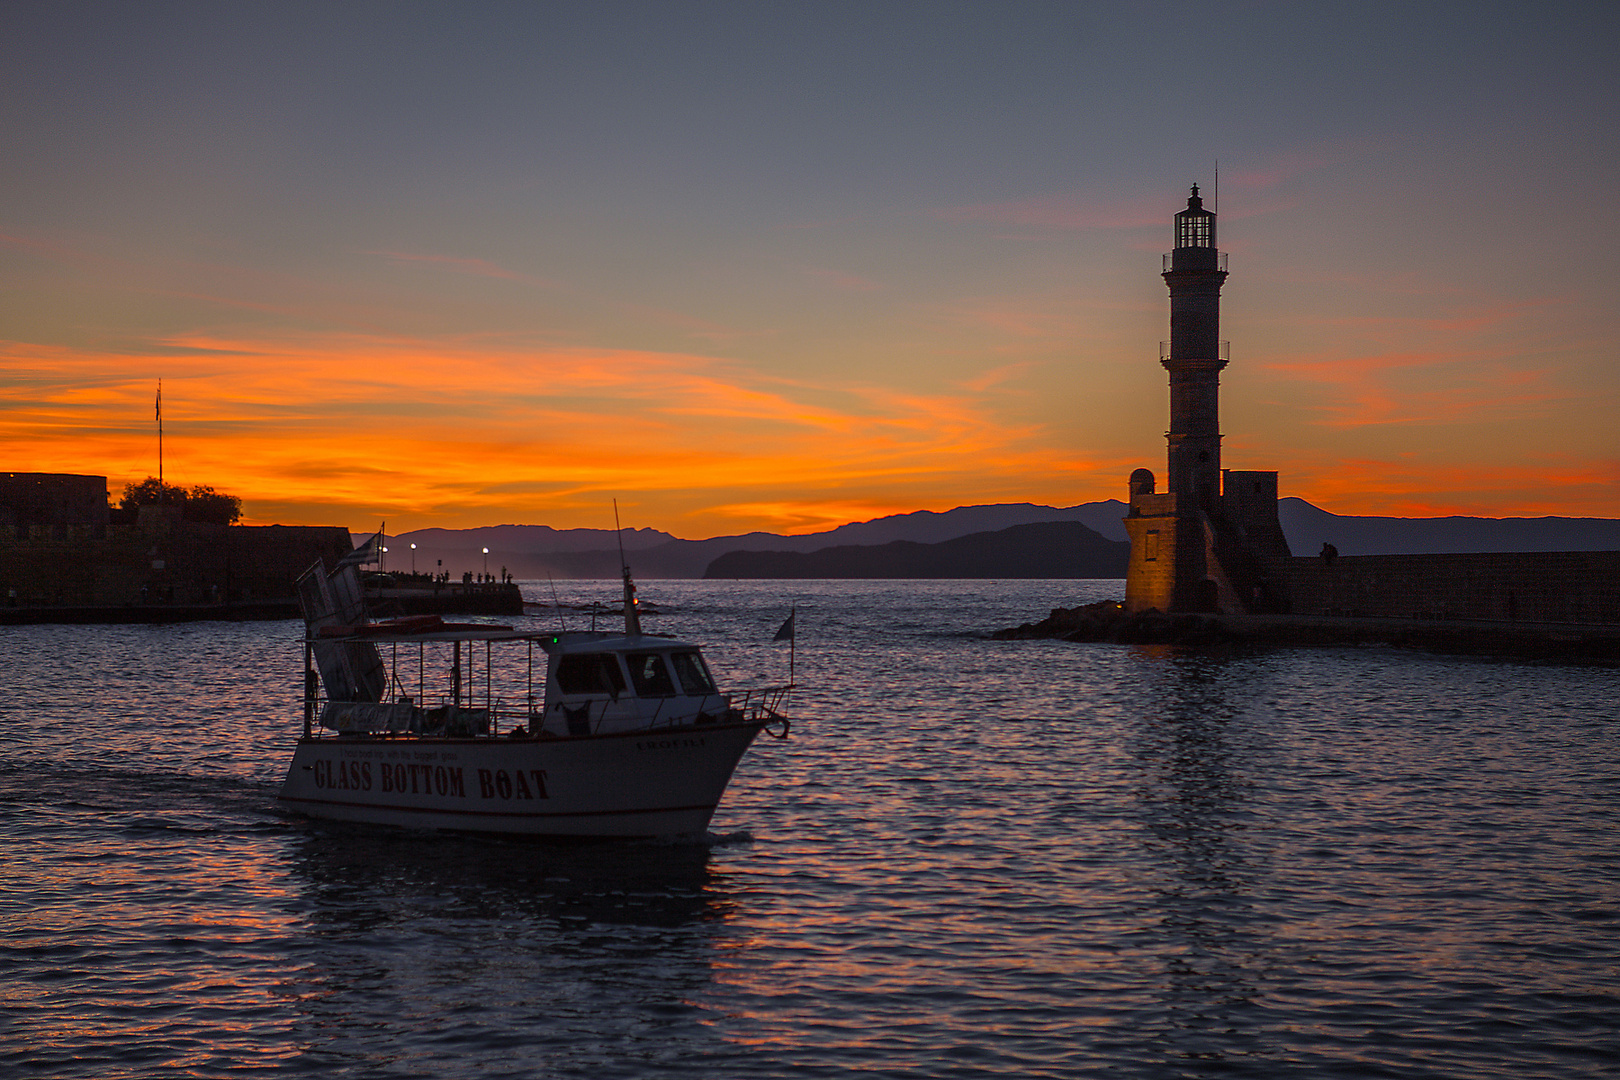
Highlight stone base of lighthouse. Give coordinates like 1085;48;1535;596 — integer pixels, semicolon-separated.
1124;468;1291;615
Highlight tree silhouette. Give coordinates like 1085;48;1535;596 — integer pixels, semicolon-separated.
184;486;243;525
119;477;186;510
119;477;243;525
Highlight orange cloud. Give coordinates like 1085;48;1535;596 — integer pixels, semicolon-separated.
0;332;1092;534
1286;455;1620;519
703;499;922;535
1264;345;1564;429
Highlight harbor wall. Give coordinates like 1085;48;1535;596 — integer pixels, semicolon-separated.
0;519;352;607
1266;551;1620;624
364;581;524;617
1;472;110;538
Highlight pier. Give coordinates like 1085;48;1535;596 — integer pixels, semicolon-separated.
993;601;1620;664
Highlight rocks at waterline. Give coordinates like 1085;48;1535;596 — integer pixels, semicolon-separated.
991;600;1231;646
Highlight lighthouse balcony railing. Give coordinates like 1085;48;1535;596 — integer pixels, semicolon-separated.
1163;251;1228;273
1161;341;1230;363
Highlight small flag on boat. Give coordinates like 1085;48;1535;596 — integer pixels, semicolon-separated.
337;532;382;569
773;609;795;641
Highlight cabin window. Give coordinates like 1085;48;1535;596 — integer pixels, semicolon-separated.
670;651;716;695
626;652;677;697
555;653;627;697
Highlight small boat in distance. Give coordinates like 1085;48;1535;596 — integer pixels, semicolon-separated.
278;555;789;837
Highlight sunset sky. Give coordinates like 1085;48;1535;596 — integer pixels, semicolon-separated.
3;2;1615;535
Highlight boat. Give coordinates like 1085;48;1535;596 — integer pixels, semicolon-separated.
277;554;790;837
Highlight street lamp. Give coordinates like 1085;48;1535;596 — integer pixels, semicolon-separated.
483;547;489;577
410;542;417;575
380;546;388;572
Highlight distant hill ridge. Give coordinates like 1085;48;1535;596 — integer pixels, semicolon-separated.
704;521;1129;579
371;500;1620;579
1277;499;1620;555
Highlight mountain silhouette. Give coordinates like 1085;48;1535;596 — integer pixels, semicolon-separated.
369;499;1618;579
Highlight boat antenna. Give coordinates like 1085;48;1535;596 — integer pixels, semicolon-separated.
155;378;163;487
547;573;567;633
613;499;641;637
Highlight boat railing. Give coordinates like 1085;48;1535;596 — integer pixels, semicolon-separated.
306;685;792;739
729;685;794;720
729;685;794;739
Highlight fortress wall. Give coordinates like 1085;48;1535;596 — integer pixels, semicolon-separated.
1221;471;1291;557
1268;551;1620;624
0;532;148;606
1124;513;1178;613
0;473;110;538
225;526;353;599
0;524;352;606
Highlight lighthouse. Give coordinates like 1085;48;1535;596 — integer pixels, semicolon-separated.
1123;186;1289;614
1162;185;1228;511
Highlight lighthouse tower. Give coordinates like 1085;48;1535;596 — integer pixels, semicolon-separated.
1162;185;1228;510
1123;186;1289;614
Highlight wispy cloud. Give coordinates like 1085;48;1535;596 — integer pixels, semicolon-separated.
1288;455;1620;518
361;249;560;288
802;267;884;293
962;362;1040;394
1262;294;1572;428
1225;137;1393;193
933;191;1167;232
933;293;1082;342
0;331;1071;531
1266;348;1563;428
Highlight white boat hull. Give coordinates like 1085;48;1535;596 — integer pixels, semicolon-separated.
278;720;766;837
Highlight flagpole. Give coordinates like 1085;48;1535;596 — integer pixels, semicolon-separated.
773;604;797;686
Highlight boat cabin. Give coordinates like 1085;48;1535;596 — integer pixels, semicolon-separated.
296;560;788;741
302;623;787;740
538;632;730;736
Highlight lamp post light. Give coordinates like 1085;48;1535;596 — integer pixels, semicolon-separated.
380;546;388;572
410;542;417;575
483;547;489;578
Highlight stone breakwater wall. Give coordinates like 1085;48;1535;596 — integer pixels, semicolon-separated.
364;583;524;617
993;601;1620;663
1266;551;1620;624
0;522;352;607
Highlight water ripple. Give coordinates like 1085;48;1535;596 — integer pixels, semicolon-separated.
2;583;1617;1078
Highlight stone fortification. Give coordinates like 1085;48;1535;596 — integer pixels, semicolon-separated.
1;472;110;539
1;512;352;607
2;471;355;609
1268;551;1620;625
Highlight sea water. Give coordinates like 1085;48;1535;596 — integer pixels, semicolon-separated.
2;580;1616;1078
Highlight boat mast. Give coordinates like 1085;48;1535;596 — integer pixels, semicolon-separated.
614;500;642;637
